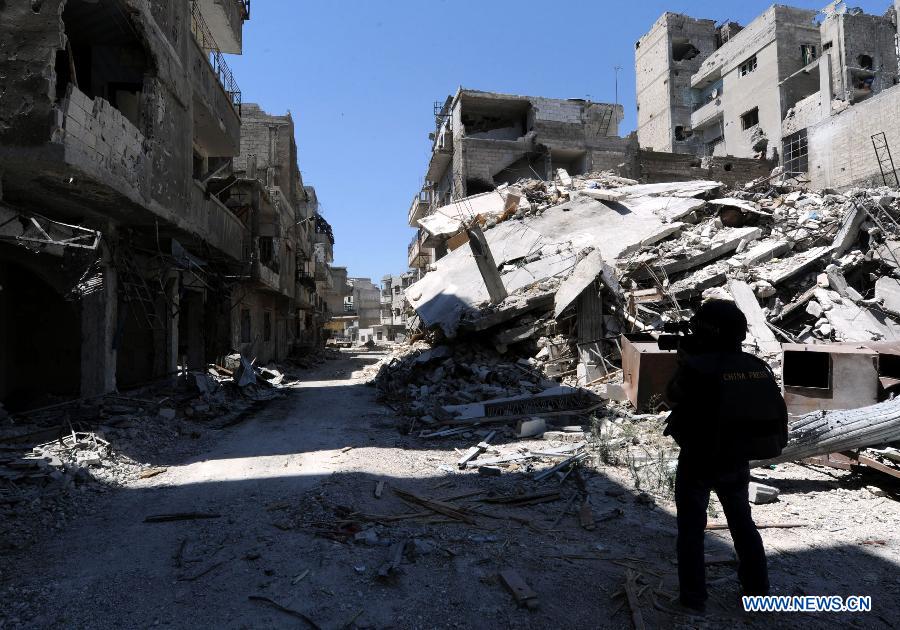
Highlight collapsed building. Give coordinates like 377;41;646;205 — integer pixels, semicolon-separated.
0;1;344;414
387;3;900;483
408;88;773;275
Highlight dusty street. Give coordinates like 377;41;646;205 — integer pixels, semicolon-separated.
0;352;896;629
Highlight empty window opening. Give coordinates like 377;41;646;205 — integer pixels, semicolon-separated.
823;41;833;51
674;125;686;141
783;128;809;175
672;39;700;61
263;312;272;342
740;107;760;130
879;353;900;380
723;162;733;171
801;44;817;65
258;236;278;271
739;55;758;76
858;55;874;70
783;351;831;389
240;309;252;343
56;0;151;129
460;103;528;140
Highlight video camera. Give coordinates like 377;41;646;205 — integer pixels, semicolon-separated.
656;319;701;352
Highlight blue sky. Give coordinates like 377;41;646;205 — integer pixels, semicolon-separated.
228;0;888;283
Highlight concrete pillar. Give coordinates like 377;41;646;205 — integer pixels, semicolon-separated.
466;223;507;304
80;242;118;396
576;281;605;386
165;271;180;375
819;52;833;120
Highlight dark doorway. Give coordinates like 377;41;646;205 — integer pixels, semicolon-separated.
0;260;80;412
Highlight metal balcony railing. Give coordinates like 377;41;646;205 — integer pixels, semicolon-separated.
191;1;242;113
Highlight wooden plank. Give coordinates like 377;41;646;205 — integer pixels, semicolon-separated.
499;569;538;609
456;431;495;469
579;499;596;531
623;569;646;630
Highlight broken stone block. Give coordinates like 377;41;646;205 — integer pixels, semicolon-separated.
752;280;776;299
75;451;102;467
516;417;547;438
478;465;503;476
158;408;177;420
805;301;823;318
748;482;779;504
541;431;587;443
816;273;829;288
595;383;627;401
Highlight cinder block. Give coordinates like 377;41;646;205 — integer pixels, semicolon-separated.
748;481;779;504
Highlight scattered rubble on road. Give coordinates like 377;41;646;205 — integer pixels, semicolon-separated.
0;350;339;552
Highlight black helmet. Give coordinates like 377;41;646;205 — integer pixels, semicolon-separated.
690;300;747;349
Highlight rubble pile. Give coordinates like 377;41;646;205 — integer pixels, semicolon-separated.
402;169;900;486
368;340;554;421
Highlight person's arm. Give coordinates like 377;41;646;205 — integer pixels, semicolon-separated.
667;354;703;406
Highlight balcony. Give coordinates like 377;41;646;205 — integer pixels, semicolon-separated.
408;232;431;269
191;2;242;114
407;189;431;227
691;97;724;130
252;260;280;292
194;0;249;55
296;268;316;289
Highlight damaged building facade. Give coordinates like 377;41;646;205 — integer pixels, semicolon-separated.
637;2;900;189
408;88;775;277
407;89;627;270
0;0;341;413
375;272;417;342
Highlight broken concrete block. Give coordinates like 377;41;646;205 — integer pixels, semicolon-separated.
748;482;779;504
75;451;102;467
595;383;627;401
517;417;547;438
478;465;503;476
541;431;587;443
806;301;823;318
751;280;776;299
158;408;176;420
816;273;829;288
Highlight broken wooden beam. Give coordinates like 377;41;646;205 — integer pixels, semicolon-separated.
144;512;221;523
456;431;496;469
499;569;539;609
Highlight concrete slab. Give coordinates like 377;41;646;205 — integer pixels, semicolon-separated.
613;180;724;198
407;196;681;335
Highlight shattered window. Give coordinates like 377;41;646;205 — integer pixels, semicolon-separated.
801;44;817;65
740;107;759;130
739;55;757;76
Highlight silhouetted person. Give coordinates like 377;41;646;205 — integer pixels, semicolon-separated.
664;300;787;612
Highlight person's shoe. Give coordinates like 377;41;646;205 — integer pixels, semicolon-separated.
676;597;707;616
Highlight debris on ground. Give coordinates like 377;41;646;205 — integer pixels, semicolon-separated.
384;170;900;490
0;351;333;552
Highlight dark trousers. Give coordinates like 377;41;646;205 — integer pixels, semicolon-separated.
675;456;769;606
